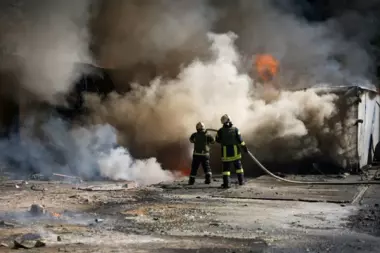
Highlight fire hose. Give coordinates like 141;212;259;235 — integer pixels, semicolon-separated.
206;129;380;185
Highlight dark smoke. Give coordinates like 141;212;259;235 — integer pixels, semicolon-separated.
1;0;379;179
83;0;380;172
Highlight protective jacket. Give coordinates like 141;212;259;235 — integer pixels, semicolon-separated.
215;123;247;162
189;131;215;156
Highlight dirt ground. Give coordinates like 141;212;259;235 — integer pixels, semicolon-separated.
0;174;379;253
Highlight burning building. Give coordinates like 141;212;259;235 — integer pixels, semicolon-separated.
0;0;380;182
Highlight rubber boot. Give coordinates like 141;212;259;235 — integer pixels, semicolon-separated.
188;177;195;185
237;173;245;186
204;173;211;184
221;175;230;189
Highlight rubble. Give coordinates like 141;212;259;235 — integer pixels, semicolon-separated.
29;204;46;216
30;174;49;181
13;233;45;249
52;173;82;183
31;184;47;191
0;220;15;228
0;243;8;248
95;218;104;223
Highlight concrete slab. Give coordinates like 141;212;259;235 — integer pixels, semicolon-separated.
212;176;365;204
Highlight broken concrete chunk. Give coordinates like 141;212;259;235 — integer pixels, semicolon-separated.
0;243;8;247
31;185;47;191
30;173;48;180
29;204;46;216
34;240;46;248
0;220;15;228
13;233;45;249
13;240;31;249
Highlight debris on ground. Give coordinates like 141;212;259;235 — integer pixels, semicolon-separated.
30;174;49;181
31;184;47;192
0;220;15;228
75;182;136;191
0;243;8;247
29;204;46;216
13;233;45;249
52;173;82;183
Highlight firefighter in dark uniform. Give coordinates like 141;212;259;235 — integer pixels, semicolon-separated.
216;114;248;188
188;122;215;185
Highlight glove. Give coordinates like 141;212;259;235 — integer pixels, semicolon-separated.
241;145;248;153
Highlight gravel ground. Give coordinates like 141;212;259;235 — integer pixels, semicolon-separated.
347;185;380;237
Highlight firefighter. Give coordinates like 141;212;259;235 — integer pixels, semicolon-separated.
215;114;248;188
188;122;215;185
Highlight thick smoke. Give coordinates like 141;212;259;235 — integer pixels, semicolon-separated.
0;0;92;103
211;0;377;87
91;0;215;86
0;0;377;180
85;0;376;169
0;0;173;184
86;33;338;163
1;116;173;185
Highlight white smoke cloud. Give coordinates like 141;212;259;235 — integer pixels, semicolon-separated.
86;32;339;164
1;116;173;185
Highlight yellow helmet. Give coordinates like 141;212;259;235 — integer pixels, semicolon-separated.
196;122;205;131
220;114;231;124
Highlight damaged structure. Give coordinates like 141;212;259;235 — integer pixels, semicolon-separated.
1;64;380;177
267;83;380;175
314;84;380;172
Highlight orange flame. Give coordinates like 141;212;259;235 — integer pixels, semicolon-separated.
254;54;279;82
51;212;61;218
178;168;191;177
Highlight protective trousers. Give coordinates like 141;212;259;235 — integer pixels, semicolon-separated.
222;159;245;188
188;155;212;185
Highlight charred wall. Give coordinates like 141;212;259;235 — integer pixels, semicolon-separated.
233;88;361;177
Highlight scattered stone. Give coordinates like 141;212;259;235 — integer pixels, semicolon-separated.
0;220;16;228
15;184;20;189
57;236;62;242
13;233;43;249
95;218;104;223
0;243;8;247
210;222;220;227
69;195;77;198
341;204;346;207
31;185;46;192
196;196;201;199
34;240;46;248
30;174;47;180
375;204;379;208
13;240;30;249
153;217;159;221
29;204;46;216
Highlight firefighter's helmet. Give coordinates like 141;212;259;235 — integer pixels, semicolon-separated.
220;114;231;125
196;122;205;131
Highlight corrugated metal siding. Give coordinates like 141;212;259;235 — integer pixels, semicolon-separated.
357;91;380;168
318;89;359;170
